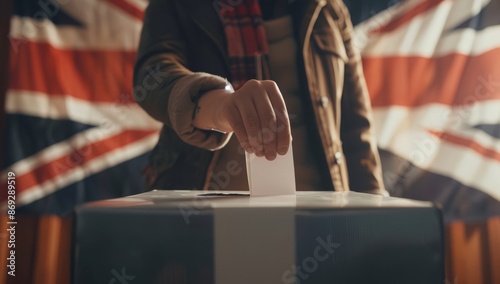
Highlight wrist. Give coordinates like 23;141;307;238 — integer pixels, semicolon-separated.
212;92;233;132
193;88;233;132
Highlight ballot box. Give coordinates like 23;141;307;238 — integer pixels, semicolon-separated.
73;191;444;284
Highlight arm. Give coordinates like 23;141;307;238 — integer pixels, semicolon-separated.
335;1;388;195
134;0;231;151
135;0;292;158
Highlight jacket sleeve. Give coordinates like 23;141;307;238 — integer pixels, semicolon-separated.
335;1;389;195
134;0;232;151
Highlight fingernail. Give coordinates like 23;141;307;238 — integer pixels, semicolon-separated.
266;154;277;161
277;146;288;155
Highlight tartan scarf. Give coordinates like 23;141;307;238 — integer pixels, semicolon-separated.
219;0;271;89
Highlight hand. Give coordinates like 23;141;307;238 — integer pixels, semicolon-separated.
195;80;291;161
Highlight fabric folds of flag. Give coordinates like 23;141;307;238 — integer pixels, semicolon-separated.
355;0;500;222
1;0;161;215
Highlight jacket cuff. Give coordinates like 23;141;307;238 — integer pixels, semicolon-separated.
168;72;233;151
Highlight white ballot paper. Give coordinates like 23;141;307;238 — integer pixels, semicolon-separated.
245;142;296;196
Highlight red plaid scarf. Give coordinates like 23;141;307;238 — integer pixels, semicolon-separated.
219;0;271;89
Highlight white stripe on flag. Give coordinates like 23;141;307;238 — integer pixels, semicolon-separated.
9;13;142;51
5;90;162;130
373;105;500;201
354;0;500;57
427;140;500;201
372;102;500;149
1;126;121;179
1;133;158;208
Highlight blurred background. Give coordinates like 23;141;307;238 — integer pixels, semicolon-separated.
0;0;499;283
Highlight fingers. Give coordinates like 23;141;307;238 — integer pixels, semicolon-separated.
226;103;253;154
226;79;291;160
252;83;277;160
238;95;264;157
261;81;291;156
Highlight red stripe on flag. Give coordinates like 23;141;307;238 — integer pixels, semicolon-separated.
1;130;156;202
372;0;446;34
103;0;144;20
429;130;500;162
9;39;137;104
363;48;500;107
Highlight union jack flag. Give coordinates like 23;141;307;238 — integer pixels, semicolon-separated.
353;0;500;221
3;0;500;221
1;0;161;214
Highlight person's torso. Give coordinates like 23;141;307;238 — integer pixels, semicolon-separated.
150;0;352;191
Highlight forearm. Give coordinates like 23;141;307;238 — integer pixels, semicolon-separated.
134;0;233;151
133;0;191;125
134;54;191;125
135;57;233;150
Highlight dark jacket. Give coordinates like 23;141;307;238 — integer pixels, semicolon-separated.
134;0;387;195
